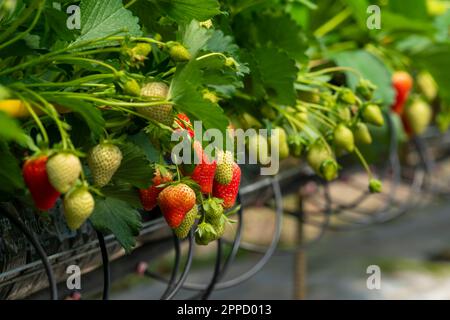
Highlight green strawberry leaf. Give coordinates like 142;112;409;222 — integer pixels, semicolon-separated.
44;7;76;42
114;141;153;189
247;47;298;105
0;142;25;193
170;61;229;133
181;20;211;57
46;97;105;139
245;13;308;62
332;50;395;107
128;131;162;163
90;197;142;253
206;30;239;55
154;0;221;24
71;0;142;47
102;183;142;209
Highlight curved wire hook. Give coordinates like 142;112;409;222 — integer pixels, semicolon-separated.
95;230;110;300
159;231;181;300
0;206;58;300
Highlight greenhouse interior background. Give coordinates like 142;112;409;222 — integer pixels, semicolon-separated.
0;0;449;302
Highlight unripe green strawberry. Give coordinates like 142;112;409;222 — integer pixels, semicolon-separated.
271;127;290;159
225;57;238;68
174;206;198;239
87;144;123;188
215;150;234;185
362;104;384;127
211;215;226;240
337;106;351;122
404;99;432;135
356;79;376;100
128;43;152;65
369;179;382;193
334;124;355;153
139;82;173;125
320;159;338;181
203;197;224;224
63;187;95;230
168;43;191;62
288;135;303;157
241;112;262;129
306;141;331;173
339;88;357;105
247;133;270;165
203;89;219;103
354;123;372;145
123;79;141;96
195;224;217;246
199;19;213;29
47;153;82;193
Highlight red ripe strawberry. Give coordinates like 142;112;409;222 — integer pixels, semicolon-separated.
213;163;241;209
391;71;413;114
22;155;61;211
158;183;196;228
189;141;217;194
139;168;173;211
174;113;194;138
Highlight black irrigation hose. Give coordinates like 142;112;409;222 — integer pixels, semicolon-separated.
159;232;181;300
163;229;195;300
144;229;195;300
143;178;282;293
192;239;222;300
95;230;110;301
234;180;333;255
180;178;283;291
0;207;58;300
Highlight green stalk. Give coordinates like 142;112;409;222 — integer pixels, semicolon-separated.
53;56;120;75
308;66;362;79
314;7;352;38
308;109;336;128
0;33;128;77
0;0;44;50
125;0;138;8
196;52;228;61
14;93;49;144
39;92;174;108
354;147;373;179
21;88;71;150
0;0;43;44
18;74;116;88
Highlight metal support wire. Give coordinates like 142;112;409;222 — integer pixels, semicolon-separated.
95;230;110;300
198;239;222;300
180;178;283;291
0;206;58;300
160;232;181;300
142;178;282;295
145;228;195;300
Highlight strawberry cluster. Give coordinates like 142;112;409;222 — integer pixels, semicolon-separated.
22;142;123;231
139;116;241;245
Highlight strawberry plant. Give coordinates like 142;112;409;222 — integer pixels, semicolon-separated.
0;0;448;253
